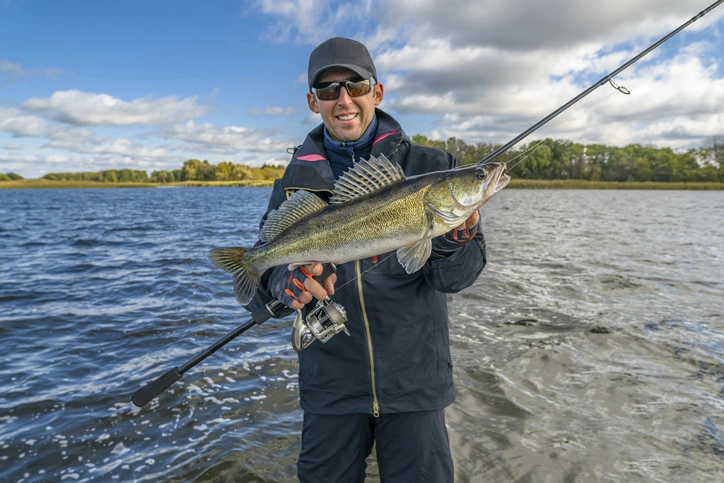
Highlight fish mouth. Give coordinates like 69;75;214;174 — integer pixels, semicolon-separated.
495;169;511;193
484;162;510;196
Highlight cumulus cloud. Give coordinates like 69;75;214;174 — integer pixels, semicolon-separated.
0;59;65;85
0;153;39;163
22;90;211;126
248;106;297;116
162;120;292;154
251;0;724;150
375;0;701;50
250;0;354;43
45;137;173;162
0;60;23;74
0;107;93;141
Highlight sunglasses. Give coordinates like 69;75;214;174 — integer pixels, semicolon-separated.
312;78;376;101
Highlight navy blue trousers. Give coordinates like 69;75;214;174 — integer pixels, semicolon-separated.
297;410;454;483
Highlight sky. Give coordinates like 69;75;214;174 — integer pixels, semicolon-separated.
1;0;724;178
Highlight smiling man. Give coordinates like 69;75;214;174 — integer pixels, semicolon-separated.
245;37;488;482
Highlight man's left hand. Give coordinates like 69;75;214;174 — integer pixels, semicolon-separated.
456;210;479;232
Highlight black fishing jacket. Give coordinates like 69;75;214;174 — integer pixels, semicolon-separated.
246;109;487;415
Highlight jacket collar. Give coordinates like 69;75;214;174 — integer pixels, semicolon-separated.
282;108;408;193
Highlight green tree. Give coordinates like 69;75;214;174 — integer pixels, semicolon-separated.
181;159;203;180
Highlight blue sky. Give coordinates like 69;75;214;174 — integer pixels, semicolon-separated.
2;0;724;178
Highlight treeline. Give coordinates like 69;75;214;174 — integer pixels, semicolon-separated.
43;169;149;182
412;135;724;182
149;159;285;183
34;159;285;183
0;172;23;181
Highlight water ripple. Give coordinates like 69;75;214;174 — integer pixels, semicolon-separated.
1;188;723;482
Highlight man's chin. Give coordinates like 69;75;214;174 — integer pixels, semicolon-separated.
330;127;363;143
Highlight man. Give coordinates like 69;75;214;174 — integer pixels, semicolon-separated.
245;37;487;482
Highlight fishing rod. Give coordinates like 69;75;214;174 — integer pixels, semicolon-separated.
131;264;342;407
477;0;724;166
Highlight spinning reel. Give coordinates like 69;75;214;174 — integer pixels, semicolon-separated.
291;297;349;352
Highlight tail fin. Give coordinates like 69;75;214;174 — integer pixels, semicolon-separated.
207;247;261;305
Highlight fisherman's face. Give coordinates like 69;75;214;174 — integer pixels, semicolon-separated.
307;67;384;143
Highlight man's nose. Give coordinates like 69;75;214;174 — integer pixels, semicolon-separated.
336;86;353;105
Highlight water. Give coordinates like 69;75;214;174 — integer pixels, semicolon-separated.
0;187;722;482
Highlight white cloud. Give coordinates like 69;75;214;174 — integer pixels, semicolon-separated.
250;0;371;43
0;59;65;85
45;137;173;162
248;106;297;116
2;142;21;150
0;107;93;141
251;0;724;151
0;60;23;74
162;120;292;154
23;90;211;126
0;153;39;163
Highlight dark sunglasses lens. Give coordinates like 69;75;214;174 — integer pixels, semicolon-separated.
315;83;341;100
346;80;371;97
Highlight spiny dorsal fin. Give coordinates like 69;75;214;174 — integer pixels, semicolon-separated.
330;154;405;204
259;190;327;243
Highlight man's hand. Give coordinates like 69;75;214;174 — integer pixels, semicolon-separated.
269;263;337;310
456;210;480;232
290;263;337;310
431;210;482;257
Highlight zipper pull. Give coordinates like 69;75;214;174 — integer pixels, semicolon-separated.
373;401;380;418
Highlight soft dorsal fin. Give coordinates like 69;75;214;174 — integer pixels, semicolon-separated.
259;190;328;243
330;154;405;204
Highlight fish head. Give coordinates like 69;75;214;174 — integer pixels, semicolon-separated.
426;161;509;232
446;162;510;210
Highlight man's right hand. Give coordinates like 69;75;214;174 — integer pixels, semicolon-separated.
269;263;337;310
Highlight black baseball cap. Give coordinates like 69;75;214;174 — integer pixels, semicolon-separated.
307;37;377;89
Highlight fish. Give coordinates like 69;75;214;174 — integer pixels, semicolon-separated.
208;154;510;305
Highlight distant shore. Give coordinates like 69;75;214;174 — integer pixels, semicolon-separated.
1;178;723;190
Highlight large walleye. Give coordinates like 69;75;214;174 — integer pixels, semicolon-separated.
208;155;510;305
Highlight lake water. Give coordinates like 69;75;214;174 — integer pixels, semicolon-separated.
0;187;722;482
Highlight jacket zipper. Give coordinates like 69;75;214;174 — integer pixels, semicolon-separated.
356;259;380;417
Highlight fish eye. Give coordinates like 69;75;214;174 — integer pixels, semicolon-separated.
476;169;487;180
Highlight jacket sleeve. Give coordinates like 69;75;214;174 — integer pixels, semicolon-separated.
423;232;487;293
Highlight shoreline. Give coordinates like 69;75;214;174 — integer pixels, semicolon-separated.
1;179;723;190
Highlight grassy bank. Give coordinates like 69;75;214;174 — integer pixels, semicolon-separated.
1;178;722;190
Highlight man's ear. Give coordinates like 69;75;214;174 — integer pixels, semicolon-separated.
307;92;320;114
374;83;384;106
